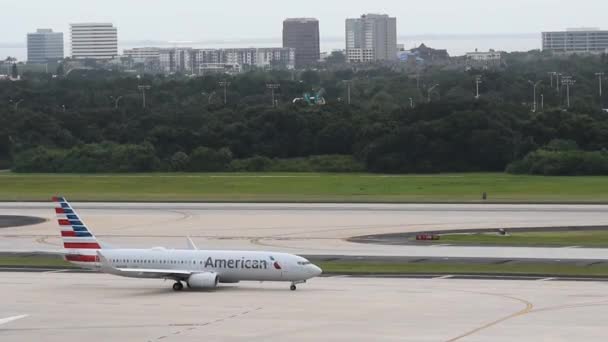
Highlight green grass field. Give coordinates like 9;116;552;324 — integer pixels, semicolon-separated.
437;230;608;247
1;256;607;277
0;255;74;267
1;172;608;202
317;262;608;277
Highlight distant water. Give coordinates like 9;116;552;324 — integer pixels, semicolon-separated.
0;34;540;62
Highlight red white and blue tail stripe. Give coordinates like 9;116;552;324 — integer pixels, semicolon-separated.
53;196;101;266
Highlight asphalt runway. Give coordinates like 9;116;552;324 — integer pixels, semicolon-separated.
1;272;608;341
1;203;608;259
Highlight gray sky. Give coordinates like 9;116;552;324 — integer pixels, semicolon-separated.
2;0;607;43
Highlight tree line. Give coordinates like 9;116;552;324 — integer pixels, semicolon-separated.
1;51;608;175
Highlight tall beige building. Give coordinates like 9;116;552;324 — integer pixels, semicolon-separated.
346;14;397;63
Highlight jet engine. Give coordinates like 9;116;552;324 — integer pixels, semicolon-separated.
187;272;219;289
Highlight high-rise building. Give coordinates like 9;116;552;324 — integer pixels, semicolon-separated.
543;28;608;54
346;14;397;63
123;47;161;63
27;29;64;63
70;23;118;60
159;47;295;74
283;18;320;68
159;48;195;73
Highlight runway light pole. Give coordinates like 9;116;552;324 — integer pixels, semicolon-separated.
596;72;604;107
528;80;542;112
218;81;231;105
266;83;280;107
9;99;23;111
428;84;439;103
343;80;352;105
540;94;544;111
474;75;482;99
110;96;123;109
561;76;575;109
137;85;151;109
548;72;556;88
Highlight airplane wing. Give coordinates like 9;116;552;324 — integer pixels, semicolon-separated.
114;268;193;279
186;236;198;250
97;251;192;280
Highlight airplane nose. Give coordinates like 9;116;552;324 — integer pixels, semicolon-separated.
312;265;322;277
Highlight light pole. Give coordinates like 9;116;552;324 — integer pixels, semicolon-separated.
137;85;151;109
201;92;215;105
561;76;575;108
555;73;562;92
110;96;123;109
548;72;556;88
596;72;604;107
218;81;231;105
266;83;280;107
528;80;542;112
9;99;23;111
343;80;352;105
540;94;544;111
408;97;414;109
474;75;482;99
427;84;439;103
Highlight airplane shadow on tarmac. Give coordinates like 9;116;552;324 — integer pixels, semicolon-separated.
111;284;329;298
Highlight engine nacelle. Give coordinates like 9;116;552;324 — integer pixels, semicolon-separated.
188;272;219;289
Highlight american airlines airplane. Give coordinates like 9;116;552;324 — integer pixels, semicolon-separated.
53;197;323;291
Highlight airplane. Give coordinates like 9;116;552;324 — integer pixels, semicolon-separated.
53;196;323;291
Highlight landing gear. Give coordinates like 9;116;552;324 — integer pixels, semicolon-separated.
290;281;305;291
173;282;184;291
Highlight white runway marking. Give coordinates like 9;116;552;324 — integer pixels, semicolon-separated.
435;275;454;280
44;269;69;274
0;314;28;326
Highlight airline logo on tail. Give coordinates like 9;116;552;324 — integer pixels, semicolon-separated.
53;196;101;264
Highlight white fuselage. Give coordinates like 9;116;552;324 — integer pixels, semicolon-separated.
97;248;322;283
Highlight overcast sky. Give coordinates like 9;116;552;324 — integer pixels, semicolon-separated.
2;0;607;43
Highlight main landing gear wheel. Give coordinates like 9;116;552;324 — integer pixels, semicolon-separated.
290;284;297;291
173;282;184;291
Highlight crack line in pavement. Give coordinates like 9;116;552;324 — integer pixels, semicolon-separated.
149;307;263;342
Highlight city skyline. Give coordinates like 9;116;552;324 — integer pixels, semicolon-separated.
1;0;606;44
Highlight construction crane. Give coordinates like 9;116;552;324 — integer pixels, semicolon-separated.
293;88;326;105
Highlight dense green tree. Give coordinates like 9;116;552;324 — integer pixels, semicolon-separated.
3;51;608;175
188;147;233;172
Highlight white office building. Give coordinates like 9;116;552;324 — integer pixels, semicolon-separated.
542;28;608;54
159;47;295;74
466;50;502;61
346;14;397;63
123;47;161;63
70;23;118;60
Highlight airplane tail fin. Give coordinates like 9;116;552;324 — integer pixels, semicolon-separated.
53;196;101;267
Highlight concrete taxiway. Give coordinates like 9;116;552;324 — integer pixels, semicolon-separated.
1;272;608;341
1;203;608;259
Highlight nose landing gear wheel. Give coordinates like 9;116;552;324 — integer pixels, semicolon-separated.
290;284;297;291
173;282;184;291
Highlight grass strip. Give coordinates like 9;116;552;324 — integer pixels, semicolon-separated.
1;172;608;203
317;262;608;277
1;256;607;278
0;255;73;268
436;230;608;247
